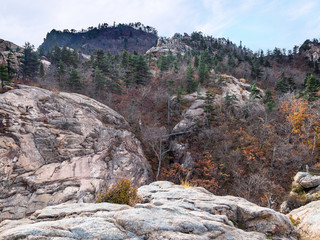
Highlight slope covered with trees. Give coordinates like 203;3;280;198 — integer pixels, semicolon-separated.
4;25;320;210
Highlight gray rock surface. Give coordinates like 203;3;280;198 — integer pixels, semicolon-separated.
0;181;297;240
0;39;23;73
288;200;320;240
146;36;192;57
0;85;152;220
280;172;320;215
172;88;207;133
296;173;320;188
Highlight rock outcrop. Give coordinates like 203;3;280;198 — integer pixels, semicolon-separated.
300;40;320;62
280;172;320;214
172;75;264;134
0;85;152;221
0;39;23;72
170;75;264;169
146;35;192;57
172;88;207;134
288;200;320;240
0;181;298;239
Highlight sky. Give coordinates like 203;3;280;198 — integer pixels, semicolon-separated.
1;0;320;52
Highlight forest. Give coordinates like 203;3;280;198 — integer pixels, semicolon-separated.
1;25;320;209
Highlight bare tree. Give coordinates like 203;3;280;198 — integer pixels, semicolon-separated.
141;126;169;180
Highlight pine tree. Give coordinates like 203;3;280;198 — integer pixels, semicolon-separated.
198;58;209;83
20;42;40;81
93;67;105;92
250;82;260;99
6;52;16;81
0;64;9;89
303;73;320;101
225;91;237;107
186;65;197;93
173;60;179;73
67;69;82;91
56;60;66;81
39;62;45;78
134;55;149;85
263;89;274;112
204;90;215;123
194;55;199;68
276;73;296;93
94;50;111;75
120;50;129;68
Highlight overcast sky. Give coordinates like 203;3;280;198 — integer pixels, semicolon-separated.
1;0;319;52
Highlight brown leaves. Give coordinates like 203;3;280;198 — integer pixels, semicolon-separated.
280;98;309;135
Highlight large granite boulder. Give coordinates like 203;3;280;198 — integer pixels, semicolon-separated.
0;181;298;239
0;85;152;221
288;200;320;240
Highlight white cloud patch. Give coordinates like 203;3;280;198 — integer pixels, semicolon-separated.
285;0;318;21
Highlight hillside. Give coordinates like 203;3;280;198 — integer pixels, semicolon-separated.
39;23;158;54
1;23;320;217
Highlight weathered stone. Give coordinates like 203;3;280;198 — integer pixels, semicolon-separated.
299;175;320;189
146;36;192;57
0;181;298;240
0;85;152;220
172;88;207;133
288;200;320;240
181;152;194;170
281;172;320;214
0;39;23;73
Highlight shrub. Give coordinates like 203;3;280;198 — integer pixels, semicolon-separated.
292;184;305;195
96;178;139;206
288;215;301;227
180;179;193;188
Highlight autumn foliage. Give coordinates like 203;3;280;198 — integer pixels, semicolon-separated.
280;98;309;135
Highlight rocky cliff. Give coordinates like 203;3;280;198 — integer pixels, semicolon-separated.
300;40;320;62
0;38;23;73
0;181;298;240
146;34;192;57
0;85;152;221
39;24;158;54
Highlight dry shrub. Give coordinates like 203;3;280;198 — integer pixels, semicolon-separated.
96;178;140;206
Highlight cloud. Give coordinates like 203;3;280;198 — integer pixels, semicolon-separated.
0;0;320;52
194;0;259;36
285;0;318;21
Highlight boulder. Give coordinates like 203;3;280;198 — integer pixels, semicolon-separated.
280;172;320;214
298;174;320;189
0;85;152;221
0;181;298;239
288;200;320;240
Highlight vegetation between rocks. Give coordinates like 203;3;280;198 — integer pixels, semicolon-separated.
96;178;140;206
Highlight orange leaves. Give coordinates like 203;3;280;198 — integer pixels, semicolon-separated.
192;152;219;193
233;128;264;162
280;98;309;135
